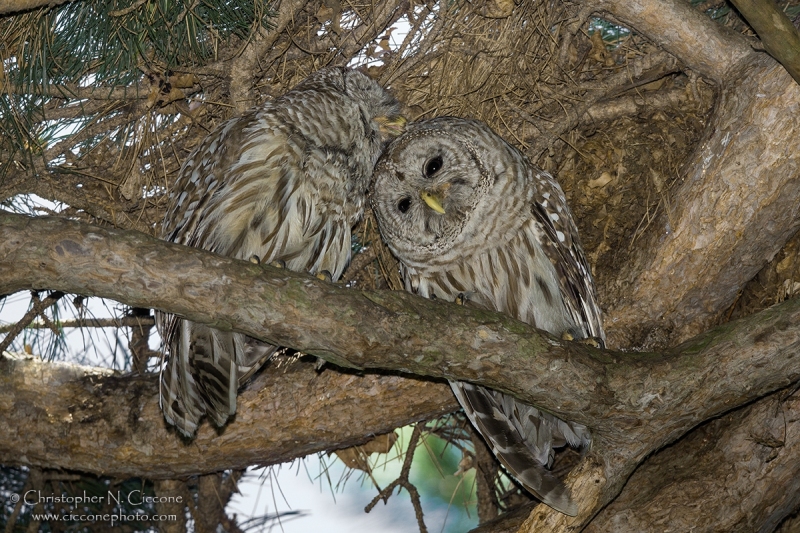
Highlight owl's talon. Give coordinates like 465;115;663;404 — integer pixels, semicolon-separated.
315;270;333;283
249;254;261;264
455;293;467;306
269;259;286;269
581;336;603;349
561;331;603;349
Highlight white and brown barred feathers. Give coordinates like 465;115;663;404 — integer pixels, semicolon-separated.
370;117;604;515
157;67;403;436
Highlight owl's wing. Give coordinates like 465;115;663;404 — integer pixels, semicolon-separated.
157;113;312;436
528;171;605;344
451;381;582;516
158;109;357;436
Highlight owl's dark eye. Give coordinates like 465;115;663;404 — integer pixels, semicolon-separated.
424;156;443;178
397;197;412;213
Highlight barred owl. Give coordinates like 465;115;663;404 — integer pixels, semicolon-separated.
158;67;404;437
370;117;604;515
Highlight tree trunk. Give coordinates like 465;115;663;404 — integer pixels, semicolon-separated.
604;54;800;349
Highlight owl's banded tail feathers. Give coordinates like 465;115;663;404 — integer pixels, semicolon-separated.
450;381;590;516
159;320;277;436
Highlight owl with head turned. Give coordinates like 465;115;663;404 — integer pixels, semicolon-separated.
370;116;604;515
157;67;405;437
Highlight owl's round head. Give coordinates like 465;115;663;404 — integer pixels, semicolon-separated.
291;67;406;143
342;69;406;140
370;117;530;267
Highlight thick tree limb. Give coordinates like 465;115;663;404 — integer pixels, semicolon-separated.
592;0;753;83
591;0;800;352
585;390;800;533
571;3;800;527
0;0;70;15
0;352;455;478
3;211;800;528
728;0;800;85
4;212;800;425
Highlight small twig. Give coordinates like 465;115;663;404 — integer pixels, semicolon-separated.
556;7;595;72
4;83;149;101
44;103;149;161
169;0;200;29
366;424;428;533
0;316;157;334
0;291;64;354
108;0;148;17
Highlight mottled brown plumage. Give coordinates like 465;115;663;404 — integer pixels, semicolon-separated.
370;117;604;515
157;67;404;436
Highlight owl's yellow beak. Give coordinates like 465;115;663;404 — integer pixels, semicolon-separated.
420;190;446;214
375;115;407;138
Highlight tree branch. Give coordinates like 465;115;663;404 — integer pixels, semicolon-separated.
0;315;156;334
227;0;313;112
592;0;753;83
3;83;150;101
3;211;800;527
0;0;71;15
585;389;800;532
0;352;456;478
728;0;800;85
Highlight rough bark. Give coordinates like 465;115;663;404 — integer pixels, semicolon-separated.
0;0;72;15
586;391;800;533
728;0;800;85
0;352;456;478
562;1;800;531
4;212;800;529
593;0;753;83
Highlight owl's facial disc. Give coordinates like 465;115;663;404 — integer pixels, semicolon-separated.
370;120;498;264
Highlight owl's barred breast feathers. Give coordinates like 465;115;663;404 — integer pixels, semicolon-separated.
157;67;404;437
370;117;604;515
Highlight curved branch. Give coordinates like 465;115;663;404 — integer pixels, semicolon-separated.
728;0;800;85
0;0;71;15
593;0;753;83
585;389;800;532
1;211;798;426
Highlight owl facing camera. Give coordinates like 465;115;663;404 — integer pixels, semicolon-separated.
370;117;605;515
